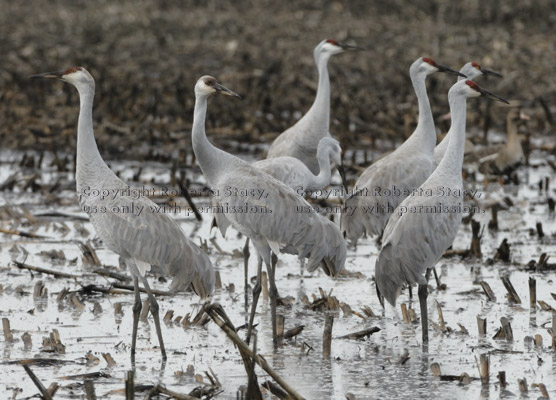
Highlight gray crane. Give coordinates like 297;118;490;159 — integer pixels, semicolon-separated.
192;76;346;346
32;67;215;361
375;79;508;343
213;137;346;307
341;57;465;243
267;39;360;174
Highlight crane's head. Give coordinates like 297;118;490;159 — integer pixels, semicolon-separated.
460;62;503;80
450;80;509;103
319;137;343;168
315;39;363;60
412;57;466;78
31;66;95;90
195;76;241;99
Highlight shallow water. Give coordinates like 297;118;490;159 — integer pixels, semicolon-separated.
1;148;556;399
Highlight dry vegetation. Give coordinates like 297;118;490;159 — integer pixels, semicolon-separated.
1;0;555;159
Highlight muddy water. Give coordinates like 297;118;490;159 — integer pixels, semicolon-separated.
1;148;556;399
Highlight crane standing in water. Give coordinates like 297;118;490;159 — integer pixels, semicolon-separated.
32;67;215;362
267;39;361;174
375;79;509;343
192;76;346;346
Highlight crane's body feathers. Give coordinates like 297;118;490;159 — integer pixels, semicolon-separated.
209;158;346;275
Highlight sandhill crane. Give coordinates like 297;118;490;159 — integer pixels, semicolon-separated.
433;62;502;166
192;76;346;346
478;106;528;176
267;39;360;174
32;67;215;361
212;137;346;306
341;57;465;243
375;79;509;343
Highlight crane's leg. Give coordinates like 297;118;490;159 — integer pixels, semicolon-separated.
246;255;263;345
299;256;305;278
131;276;142;364
266;253;279;348
408;285;413;300
418;268;432;344
139;276;166;360
243;237;250;313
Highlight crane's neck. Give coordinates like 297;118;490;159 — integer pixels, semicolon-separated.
437;94;467;177
409;72;436;152
434;70;471;162
191;94;234;185
506;115;519;143
307;146;333;190
298;53;331;142
434;130;449;161
75;86;107;191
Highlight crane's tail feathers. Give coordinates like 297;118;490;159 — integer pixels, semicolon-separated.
375;280;385;308
318;257;338;277
190;252;215;299
341;193;369;243
168;246;215;299
211;197;230;237
374;245;428;306
190;266;215;299
305;218;346;277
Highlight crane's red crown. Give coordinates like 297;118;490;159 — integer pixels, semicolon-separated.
471;62;480;69
63;66;83;75
465;80;480;90
326;39;340;46
422;57;437;67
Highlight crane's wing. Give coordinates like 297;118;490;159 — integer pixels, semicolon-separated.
376;193;461;305
341;152;432;240
216;164;345;275
210;195;232;237
254;157;310;190
86;192;214;296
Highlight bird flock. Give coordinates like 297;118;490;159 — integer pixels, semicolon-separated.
31;38;512;363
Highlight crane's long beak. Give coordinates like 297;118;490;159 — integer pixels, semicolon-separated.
437;65;467;78
478;87;510;104
339;42;365;51
216;83;241;99
337;164;348;193
480;67;503;78
30;71;64;79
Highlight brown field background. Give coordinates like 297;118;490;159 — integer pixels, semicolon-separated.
1;0;554;160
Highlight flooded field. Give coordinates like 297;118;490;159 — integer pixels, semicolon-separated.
2;144;556;399
2;1;556;398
